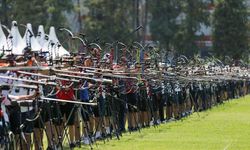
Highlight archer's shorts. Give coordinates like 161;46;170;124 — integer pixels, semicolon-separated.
105;95;112;117
127;93;137;112
81;105;91;122
9;109;35;134
138;89;148;111
152;93;161;112
34;102;51;128
57;103;76;126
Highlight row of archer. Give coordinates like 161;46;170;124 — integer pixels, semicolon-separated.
1;20;248;72
0;50;249;150
0;22;250;150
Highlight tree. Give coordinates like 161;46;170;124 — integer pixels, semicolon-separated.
83;0;135;44
149;0;209;57
142;0;149;44
0;0;73;33
45;0;73;30
213;0;249;60
10;0;49;33
174;0;210;57
149;0;181;50
0;0;10;25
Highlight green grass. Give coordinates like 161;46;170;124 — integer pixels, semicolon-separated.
72;95;250;150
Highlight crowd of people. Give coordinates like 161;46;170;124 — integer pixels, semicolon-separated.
0;20;249;150
0;49;249;150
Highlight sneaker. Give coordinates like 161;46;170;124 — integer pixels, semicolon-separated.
105;127;111;134
101;132;106;139
82;137;90;145
110;125;113;133
161;119;166;123
75;141;81;148
92;136;96;141
119;128;126;133
95;131;101;139
46;146;53;150
69;142;76;148
133;127;138;131
175;116;180;120
168;118;176;122
56;144;63;150
149;121;154;126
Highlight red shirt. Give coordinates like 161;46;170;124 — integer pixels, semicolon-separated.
56;88;75;100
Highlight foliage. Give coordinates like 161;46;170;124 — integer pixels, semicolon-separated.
0;0;249;61
0;0;9;25
213;0;249;60
44;0;73;30
83;0;135;44
149;0;181;51
149;0;209;57
0;0;73;33
174;0;210;57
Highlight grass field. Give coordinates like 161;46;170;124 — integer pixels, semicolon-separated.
68;95;250;150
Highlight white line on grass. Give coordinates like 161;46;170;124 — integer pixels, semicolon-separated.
223;143;231;150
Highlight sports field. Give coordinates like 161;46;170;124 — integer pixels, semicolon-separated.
71;95;250;150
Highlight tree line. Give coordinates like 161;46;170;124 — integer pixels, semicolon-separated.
0;0;249;61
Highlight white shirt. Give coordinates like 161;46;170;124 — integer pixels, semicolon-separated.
9;74;35;113
0;71;17;122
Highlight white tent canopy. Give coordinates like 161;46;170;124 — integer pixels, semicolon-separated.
0;22;8;52
47;26;70;59
23;23;42;51
37;25;46;47
8;21;26;55
1;21;70;58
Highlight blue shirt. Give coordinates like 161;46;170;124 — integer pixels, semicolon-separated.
79;81;89;102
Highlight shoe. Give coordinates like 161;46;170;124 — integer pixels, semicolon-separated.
46;146;53;150
168;118;176;122
69;142;76;148
110;125;113;133
119;128;126;133
95;131;101;139
128;126;133;132
89;136;95;142
154;120;160;125
175;116;180;120
105;127;111;134
134;127;139;131
161;119;166;123
56;144;63;150
149;121;154;126
75;141;81;148
82;137;90;145
101;132;106;139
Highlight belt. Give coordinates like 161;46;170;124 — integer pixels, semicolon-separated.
11;100;34;107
